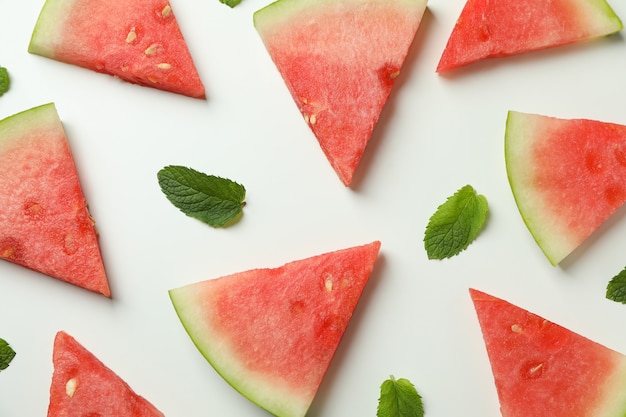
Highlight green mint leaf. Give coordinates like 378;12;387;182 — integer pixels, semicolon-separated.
424;184;488;259
157;165;246;228
0;338;16;371
219;0;241;7
377;375;424;417
0;67;10;97
606;267;626;303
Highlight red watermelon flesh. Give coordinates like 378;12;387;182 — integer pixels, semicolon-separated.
28;0;205;99
254;0;428;186
48;331;165;417
169;241;381;417
505;110;626;265
0;103;110;296
470;288;626;417
437;0;623;72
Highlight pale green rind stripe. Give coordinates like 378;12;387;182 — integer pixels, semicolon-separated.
28;0;78;57
504;111;575;265
592;355;626;417
169;283;310;417
581;0;624;34
254;0;428;33
0;103;60;148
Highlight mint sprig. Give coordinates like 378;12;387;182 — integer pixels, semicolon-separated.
0;67;10;97
157;165;246;228
377;375;424;417
0;338;16;371
606;267;626;303
424;184;488;259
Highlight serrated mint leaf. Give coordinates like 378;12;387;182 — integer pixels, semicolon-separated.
157;165;246;228
606;267;626;303
424;184;488;259
0;67;10;97
377;375;424;417
0;338;15;371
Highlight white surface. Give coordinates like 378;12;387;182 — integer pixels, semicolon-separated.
2;0;626;416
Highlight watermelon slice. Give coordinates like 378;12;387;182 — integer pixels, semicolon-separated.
48;331;164;417
470;288;626;417
505;110;626;265
0;103;110;296
169;241;381;417
28;0;205;99
437;0;623;72
254;0;428;186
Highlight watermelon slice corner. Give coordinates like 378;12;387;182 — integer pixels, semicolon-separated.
0;103;111;297
469;288;626;417
48;331;165;417
437;0;623;73
169;240;382;417
254;0;428;186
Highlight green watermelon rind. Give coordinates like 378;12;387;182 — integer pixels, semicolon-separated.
596;361;626;417
28;0;72;58
0;103;58;143
169;284;307;417
253;0;423;32
505;111;569;265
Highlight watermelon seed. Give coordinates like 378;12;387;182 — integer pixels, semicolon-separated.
529;363;543;376
126;28;137;44
325;277;333;292
161;5;172;17
144;44;159;55
522;361;545;379
1;245;16;259
63;233;78;255
511;324;523;333
65;378;77;397
156;63;172;70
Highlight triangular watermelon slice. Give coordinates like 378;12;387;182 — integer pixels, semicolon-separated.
469;288;626;417
505;110;626;265
437;0;623;72
169;241;381;417
254;0;428;186
28;0;205;99
48;331;165;417
0;103;110;296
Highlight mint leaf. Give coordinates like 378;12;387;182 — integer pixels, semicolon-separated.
606;267;626;303
219;0;241;7
0;67;10;97
157;165;246;227
0;338;15;371
377;375;424;417
424;184;488;259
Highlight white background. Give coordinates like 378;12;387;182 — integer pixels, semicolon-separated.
2;0;626;416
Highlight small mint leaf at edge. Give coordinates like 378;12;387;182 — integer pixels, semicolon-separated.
607;267;626;303
0;338;16;371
